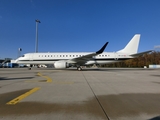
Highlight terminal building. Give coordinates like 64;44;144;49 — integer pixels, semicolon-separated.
149;65;160;68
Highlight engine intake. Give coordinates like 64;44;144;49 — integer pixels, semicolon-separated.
54;61;70;68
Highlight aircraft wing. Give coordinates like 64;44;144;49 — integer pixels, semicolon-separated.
67;42;108;65
130;50;153;57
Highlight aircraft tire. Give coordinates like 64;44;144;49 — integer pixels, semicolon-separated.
77;67;82;71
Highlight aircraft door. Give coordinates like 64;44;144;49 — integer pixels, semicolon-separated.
114;52;118;60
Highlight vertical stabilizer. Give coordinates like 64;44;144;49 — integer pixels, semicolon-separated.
117;34;140;54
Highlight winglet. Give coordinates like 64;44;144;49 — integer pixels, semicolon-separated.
96;42;108;54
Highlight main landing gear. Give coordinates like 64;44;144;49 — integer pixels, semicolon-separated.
28;64;33;70
77;66;82;71
28;67;31;70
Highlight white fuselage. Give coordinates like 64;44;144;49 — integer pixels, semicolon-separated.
15;52;133;65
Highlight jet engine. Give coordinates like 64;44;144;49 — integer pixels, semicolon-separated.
54;61;70;69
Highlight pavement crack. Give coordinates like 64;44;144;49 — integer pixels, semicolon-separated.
82;72;110;120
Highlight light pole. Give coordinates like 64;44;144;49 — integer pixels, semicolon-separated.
35;19;41;53
18;48;22;58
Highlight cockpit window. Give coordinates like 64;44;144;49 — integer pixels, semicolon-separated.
22;55;25;57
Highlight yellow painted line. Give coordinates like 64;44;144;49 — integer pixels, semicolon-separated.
44;76;52;82
6;87;40;105
37;72;52;82
37;73;74;84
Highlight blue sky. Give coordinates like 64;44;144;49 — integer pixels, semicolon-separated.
0;0;160;59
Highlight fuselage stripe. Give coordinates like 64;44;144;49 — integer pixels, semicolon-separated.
18;58;130;61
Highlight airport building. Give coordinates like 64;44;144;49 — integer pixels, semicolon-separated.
0;58;18;68
149;65;160;68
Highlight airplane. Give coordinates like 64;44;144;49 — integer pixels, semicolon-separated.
15;34;152;70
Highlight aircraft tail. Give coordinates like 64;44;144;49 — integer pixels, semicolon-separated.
117;34;140;54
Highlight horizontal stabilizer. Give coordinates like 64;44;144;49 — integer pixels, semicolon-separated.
130;50;153;57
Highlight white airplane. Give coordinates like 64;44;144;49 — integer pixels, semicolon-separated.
15;34;152;70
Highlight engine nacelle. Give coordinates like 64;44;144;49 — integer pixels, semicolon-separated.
54;61;70;69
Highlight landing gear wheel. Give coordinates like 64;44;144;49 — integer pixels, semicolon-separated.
28;64;33;70
77;67;82;71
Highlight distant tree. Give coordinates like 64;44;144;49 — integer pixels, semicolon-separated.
101;51;160;68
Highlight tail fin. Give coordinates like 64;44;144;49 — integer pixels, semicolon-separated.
117;34;140;54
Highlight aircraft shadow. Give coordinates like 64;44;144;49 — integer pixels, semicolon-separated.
0;77;34;81
36;67;157;72
149;116;160;120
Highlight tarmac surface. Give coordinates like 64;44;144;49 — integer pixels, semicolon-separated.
0;68;160;120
